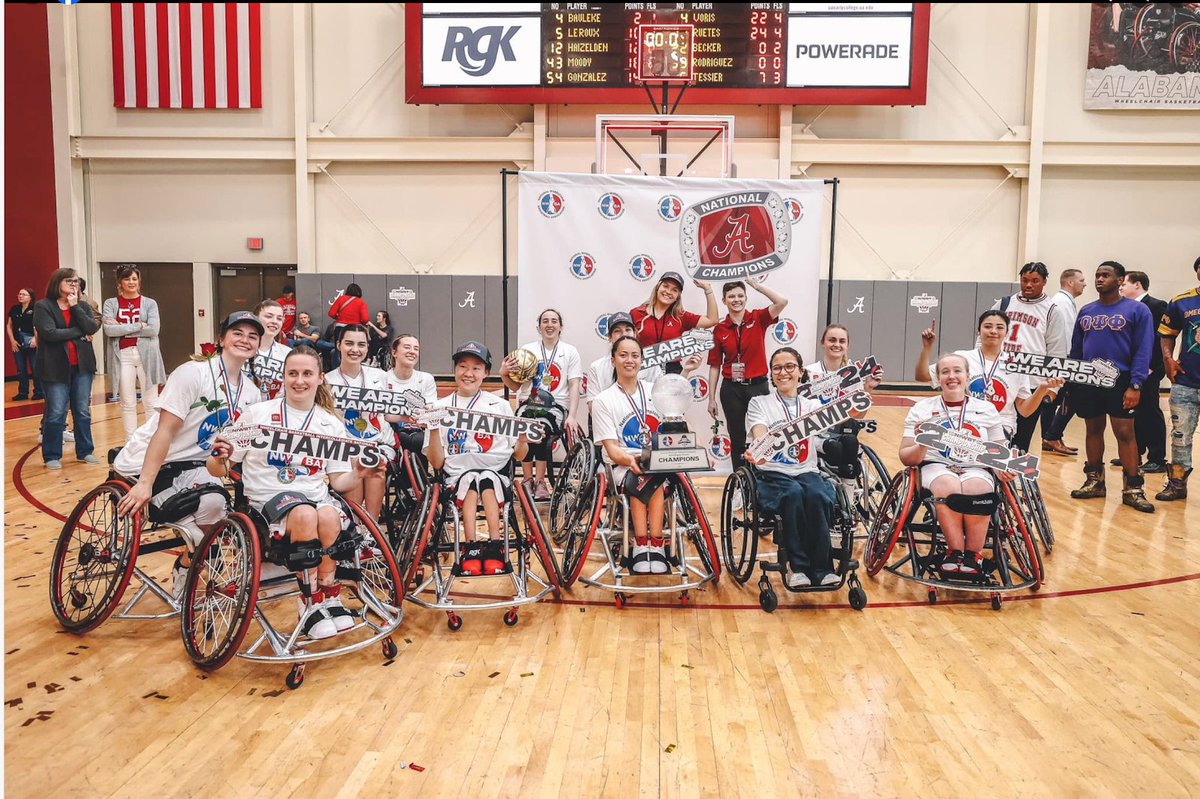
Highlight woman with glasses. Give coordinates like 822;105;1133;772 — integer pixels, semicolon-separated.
33;269;99;469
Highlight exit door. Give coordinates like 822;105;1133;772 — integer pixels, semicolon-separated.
212;264;296;338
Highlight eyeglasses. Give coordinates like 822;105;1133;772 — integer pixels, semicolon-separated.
770;363;799;374
63;279;80;285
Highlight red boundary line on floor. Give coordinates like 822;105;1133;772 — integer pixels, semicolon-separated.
12;444;1199;611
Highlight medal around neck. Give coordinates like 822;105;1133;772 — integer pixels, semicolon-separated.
642;374;711;473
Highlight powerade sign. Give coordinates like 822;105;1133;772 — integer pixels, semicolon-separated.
422;5;541;86
786;13;913;87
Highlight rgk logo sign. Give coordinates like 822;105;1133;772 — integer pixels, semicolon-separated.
442;26;519;76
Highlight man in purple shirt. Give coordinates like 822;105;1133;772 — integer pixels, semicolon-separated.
1067;261;1155;512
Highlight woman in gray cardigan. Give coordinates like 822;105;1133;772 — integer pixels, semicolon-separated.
102;264;166;438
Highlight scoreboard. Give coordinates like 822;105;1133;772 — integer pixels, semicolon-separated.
408;3;929;105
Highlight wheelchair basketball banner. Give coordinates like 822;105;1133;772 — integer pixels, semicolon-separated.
1085;3;1200;109
519;171;824;474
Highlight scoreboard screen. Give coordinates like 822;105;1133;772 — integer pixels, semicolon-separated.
407;3;930;105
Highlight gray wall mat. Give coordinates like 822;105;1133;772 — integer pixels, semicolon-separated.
418;275;453;371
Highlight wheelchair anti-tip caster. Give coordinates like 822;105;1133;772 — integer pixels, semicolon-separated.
614;593;627;609
928;589;938;606
759;588;778;613
286;664;305;690
447;613;463;632
849;586;868;611
679;592;689;606
991;594;1002;611
382;638;398;659
503;609;519;627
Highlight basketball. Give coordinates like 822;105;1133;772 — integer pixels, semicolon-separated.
507;348;540;383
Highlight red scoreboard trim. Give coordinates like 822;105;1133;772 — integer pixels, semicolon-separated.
405;4;930;106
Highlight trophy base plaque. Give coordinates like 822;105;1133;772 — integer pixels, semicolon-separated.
642;426;711;473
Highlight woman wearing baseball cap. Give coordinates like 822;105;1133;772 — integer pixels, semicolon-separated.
629;271;720;374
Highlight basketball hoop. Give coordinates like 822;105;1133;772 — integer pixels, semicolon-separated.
595;115;734;178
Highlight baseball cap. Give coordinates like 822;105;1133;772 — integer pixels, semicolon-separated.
221;310;265;336
607;311;635;330
452;340;492;369
660;271;686;289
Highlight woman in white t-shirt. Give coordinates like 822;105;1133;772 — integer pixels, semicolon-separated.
254;299;292;399
208;345;381;641
900;353;1011;579
746;347;867;588
803;323;884;478
915;310;1063;444
425;342;529;574
114;311;265;599
499;309;583;501
325;325;395;520
383;332;438;454
591;336;671;575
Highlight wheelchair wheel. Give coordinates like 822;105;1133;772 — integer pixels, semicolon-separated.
996;482;1042;591
559;471;604;588
863;468;916;576
549;441;597;546
49;481;141;634
180;513;262;671
405;482;442;588
1170;21;1200;70
1015;476;1053;554
856;445;891;529
719;467;759;585
517;480;563;588
677;474;720;583
343;501;405;613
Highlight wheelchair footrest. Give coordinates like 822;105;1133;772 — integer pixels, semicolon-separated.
453;541;513;577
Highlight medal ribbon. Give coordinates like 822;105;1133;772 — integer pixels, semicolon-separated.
538;340;559;391
976;348;1002;399
277;399;317;467
622;383;649;443
939;397;969;431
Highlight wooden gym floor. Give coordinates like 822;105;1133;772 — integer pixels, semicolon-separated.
4;396;1198;797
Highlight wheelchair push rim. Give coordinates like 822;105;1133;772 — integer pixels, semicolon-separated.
180;513;262;671
719;466;760;585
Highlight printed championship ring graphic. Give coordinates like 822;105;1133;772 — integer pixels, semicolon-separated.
679;190;791;281
538;191;564;218
658;195;683;221
597;192;624;219
629;254;656;282
771;318;799;345
570;252;597;280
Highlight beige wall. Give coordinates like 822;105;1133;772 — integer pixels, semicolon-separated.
55;3;1200;303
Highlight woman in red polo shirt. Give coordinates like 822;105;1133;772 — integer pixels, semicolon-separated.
629;271;719;374
705;276;789;466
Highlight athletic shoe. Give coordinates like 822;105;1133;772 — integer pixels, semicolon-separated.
321;584;356;632
630;545;653;574
534;479;552;501
45;460;62;470
647;546;670;575
940;551;962;574
819;572;840;586
63;430;74;443
31;393;43;401
297;600;338;640
13;394;28;401
1141;461;1166;474
958;552;982;576
459;558;482;576
78;454;101;465
171;557;189;602
786;571;811;588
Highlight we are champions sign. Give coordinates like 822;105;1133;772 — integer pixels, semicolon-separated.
679;190;792;281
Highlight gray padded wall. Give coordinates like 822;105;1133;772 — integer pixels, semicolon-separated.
902;282;942;379
352;275;387;321
384;274;422;345
868;280;908;380
483;276;505;359
834;280;874;369
939;281;982;362
294;274;324;320
418;276;453;372
450;275;488;355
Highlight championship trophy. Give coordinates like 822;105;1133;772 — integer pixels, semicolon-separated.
643;374;710;472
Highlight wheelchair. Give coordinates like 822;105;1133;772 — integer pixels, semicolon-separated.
554;460;720;608
381;445;432;560
1012;476;1053;555
855;443;892;534
402;461;560;630
862;466;1044;610
49;464;231;634
719;463;868;613
178;485;406;689
515;389;570;494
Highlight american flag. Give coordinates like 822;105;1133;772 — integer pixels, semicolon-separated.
111;3;262;109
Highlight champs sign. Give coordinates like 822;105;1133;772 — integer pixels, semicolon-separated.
679;190;791;281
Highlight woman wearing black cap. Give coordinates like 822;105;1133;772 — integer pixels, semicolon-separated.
113;311;265;601
629;271;720;374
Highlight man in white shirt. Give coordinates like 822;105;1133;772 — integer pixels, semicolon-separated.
1042;268;1086;456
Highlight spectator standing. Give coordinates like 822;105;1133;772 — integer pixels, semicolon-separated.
33;268;99;469
328;283;369;370
1156;256;1200;502
103;264;166;439
277;284;297;337
366;310;394;368
1042;268;1087;455
7;288;42;400
1116;271;1168;473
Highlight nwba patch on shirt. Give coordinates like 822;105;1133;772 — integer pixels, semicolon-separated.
679;191;792;281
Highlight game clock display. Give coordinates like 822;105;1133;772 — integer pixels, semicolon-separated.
409;3;930;105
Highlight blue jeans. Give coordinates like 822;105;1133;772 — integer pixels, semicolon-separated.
13;339;41;398
1169;384;1200;469
42;367;94;462
754;469;835;578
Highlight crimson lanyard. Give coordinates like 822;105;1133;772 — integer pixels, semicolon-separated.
939;397;969;430
976;348;1001;394
622;382;649;437
732;319;744;361
218;359;244;418
776;392;800;421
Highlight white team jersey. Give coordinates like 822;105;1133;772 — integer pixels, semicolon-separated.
990;293;1070;358
114;357;263;475
231;399;350;507
585;355;664;402
591;381;662;467
745;392;822;477
902;396;1007;466
927;349;1031;432
325;364;397;451
382;368;438;409
516;339;582;407
253;340;292;399
423;391;516;484
1051;290;1079;329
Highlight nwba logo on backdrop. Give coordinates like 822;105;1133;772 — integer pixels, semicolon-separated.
679;191;792;281
422;12;541;85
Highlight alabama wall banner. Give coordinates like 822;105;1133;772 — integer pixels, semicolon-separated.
1084;3;1200;109
518;171;824;473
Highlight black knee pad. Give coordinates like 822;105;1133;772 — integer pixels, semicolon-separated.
938;493;997;516
285;538;323;571
822;434;861;479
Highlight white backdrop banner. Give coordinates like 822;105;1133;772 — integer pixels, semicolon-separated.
517;172;824;473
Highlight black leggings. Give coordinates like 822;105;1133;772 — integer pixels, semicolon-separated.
819;432;860;479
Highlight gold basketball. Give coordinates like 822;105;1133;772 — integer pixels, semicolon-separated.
507;348;540;383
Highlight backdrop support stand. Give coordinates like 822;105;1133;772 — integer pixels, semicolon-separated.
826;177;839;327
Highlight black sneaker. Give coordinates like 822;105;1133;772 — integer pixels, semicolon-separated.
958;552;982;576
1142;461;1167;474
